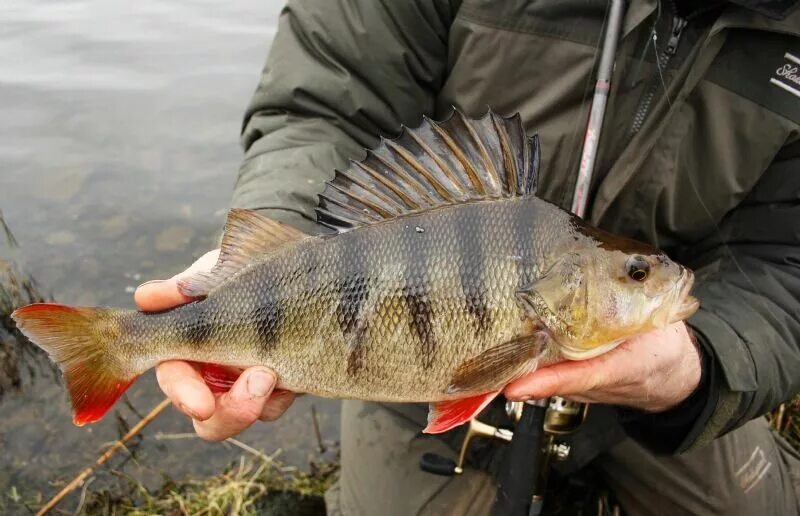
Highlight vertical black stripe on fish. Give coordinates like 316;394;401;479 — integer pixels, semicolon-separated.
402;223;437;369
457;205;491;337
302;241;320;293
337;233;371;375
511;200;537;289
178;299;216;347
338;273;370;376
345;325;368;376
337;273;369;335
251;291;283;356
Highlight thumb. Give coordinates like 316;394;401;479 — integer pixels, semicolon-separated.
193;367;277;442
134;249;220;312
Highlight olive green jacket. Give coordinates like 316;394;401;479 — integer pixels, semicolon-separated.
231;0;800;452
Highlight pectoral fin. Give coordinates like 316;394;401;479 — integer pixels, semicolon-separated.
447;333;547;394
424;391;500;434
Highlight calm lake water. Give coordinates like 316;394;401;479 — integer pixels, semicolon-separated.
0;1;340;511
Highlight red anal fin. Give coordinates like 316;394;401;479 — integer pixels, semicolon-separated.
424;391;500;434
194;362;242;393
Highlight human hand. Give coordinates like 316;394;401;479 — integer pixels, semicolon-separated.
505;322;702;413
134;250;296;441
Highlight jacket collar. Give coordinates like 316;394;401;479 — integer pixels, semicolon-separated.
623;0;800;39
714;1;800;37
729;0;799;20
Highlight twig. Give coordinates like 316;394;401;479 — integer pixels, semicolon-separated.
153;432;199;441
36;398;172;516
311;403;326;453
226;438;281;466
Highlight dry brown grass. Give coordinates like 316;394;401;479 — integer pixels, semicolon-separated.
77;451;337;516
770;396;800;452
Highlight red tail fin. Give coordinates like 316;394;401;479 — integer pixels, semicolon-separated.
11;303;138;426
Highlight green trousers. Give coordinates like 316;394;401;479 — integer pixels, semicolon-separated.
324;401;800;516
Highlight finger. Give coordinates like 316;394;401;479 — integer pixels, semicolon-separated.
134;279;194;312
193;367;276;442
504;359;606;401
134;250;220;312
259;391;296;422
156;360;216;421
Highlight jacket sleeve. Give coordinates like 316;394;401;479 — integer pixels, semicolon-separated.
231;0;458;234
676;140;800;451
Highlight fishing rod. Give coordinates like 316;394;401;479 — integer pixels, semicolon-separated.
420;1;627;514
494;1;627;514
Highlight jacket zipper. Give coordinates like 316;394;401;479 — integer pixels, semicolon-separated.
629;15;687;135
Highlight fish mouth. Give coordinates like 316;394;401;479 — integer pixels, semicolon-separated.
669;269;699;323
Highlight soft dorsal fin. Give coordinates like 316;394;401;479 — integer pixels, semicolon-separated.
177;209;307;297
316;109;541;232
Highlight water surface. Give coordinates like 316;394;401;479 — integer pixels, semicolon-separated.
0;1;340;511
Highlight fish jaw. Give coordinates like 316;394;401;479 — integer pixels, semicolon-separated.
668;269;699;324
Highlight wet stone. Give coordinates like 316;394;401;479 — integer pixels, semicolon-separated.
99;214;130;238
155;224;194;252
45;230;77;245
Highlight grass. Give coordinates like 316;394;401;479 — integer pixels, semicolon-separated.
0;210;52;399
75;450;338;516
770;395;800;452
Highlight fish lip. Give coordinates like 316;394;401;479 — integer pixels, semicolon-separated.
669;269;699;322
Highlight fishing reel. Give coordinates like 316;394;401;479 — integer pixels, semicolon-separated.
419;396;584;478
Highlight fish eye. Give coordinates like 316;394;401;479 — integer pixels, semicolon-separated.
626;255;650;282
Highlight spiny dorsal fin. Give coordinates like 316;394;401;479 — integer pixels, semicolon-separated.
177;209;307;297
316;108;541;232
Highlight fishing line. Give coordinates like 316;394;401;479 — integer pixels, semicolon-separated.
642;5;784;325
682;149;785;326
628;0;662;89
613;0;783;339
651;30;672;108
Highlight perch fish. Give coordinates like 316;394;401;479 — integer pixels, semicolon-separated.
12;111;699;433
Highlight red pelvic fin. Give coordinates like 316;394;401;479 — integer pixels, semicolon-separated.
195;362;242;393
11;303;140;426
424;391;501;434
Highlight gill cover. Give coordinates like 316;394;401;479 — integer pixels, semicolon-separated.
516;254;586;341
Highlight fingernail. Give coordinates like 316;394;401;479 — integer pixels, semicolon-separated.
179;403;200;420
247;370;274;398
137;279;165;289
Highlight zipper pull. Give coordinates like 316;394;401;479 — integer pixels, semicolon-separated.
666;18;687;56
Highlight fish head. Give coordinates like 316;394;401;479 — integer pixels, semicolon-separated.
518;226;699;360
